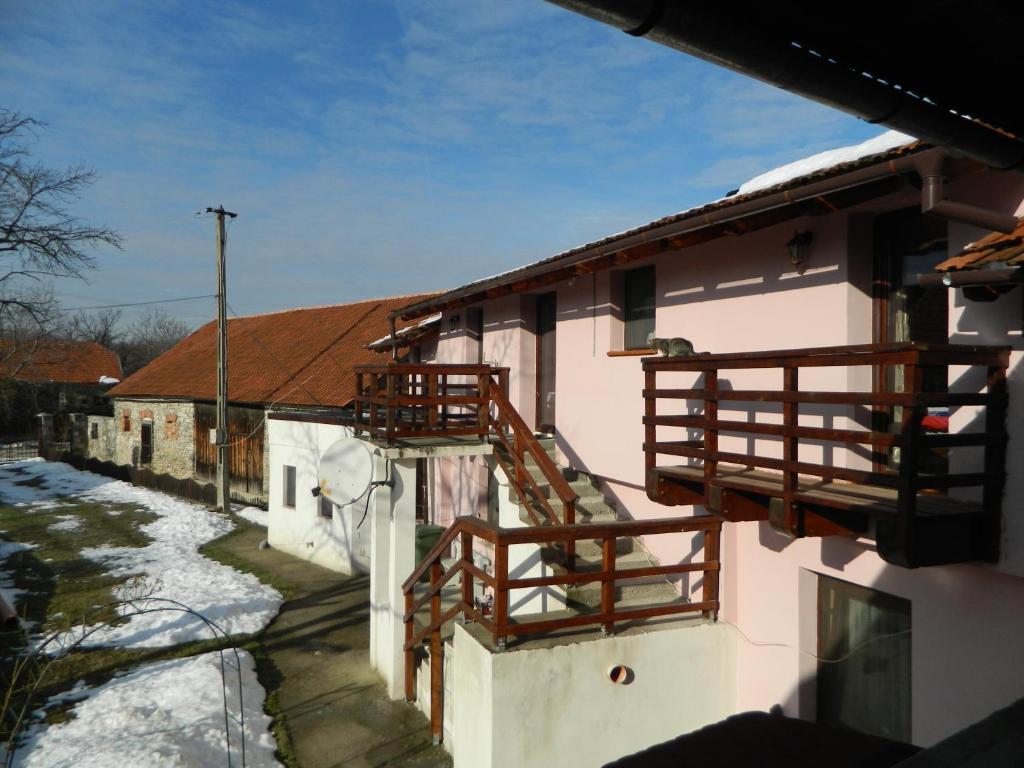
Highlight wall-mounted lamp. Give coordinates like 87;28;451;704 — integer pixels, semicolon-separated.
786;230;813;272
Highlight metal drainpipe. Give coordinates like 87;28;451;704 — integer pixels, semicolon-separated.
916;153;1019;234
389;314;398;361
544;0;1024;172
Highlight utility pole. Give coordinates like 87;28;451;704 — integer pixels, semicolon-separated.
207;205;237;512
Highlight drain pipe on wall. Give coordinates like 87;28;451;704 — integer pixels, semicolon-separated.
917;154;1019;234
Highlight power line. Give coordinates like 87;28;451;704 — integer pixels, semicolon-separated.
57;295;217;312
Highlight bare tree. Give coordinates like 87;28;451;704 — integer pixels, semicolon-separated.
63;309;123;348
118;309;191;375
0;110;120;355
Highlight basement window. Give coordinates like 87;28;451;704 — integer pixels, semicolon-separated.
623;266;656;350
318;494;334;519
817;575;911;742
122;412;131;433
283;465;296;509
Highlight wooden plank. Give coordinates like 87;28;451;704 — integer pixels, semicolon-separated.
644;388;995;407
601;538;616;634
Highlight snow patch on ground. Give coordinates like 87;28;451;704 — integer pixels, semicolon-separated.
48;515;82;533
12;649;280;767
737;130;916;196
0;460;282;648
234;505;268;528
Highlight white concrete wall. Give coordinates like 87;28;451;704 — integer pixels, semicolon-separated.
450;620;736;768
267;417;370;574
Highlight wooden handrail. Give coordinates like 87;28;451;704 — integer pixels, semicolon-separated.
401;513;723;743
643;342;1010;551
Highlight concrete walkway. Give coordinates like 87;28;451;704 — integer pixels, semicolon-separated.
218;526;451;768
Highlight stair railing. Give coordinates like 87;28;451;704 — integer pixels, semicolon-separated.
487;377;579;564
401;513;723;744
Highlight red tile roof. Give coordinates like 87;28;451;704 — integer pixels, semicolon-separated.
935;218;1024;271
107;294;438;407
0;340;122;385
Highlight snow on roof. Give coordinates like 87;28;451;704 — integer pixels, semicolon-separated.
395;130;921;320
737;130;916;196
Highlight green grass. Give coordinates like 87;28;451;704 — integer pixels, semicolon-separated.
0;475;297;765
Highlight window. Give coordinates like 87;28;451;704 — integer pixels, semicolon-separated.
122;411;131;433
817;575;911;742
90;422;99;440
623;266;656;350
283;465;296;508
318;494;334;519
140;422;153;466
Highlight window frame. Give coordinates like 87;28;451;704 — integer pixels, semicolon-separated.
622;265;656;350
283;465;296;509
318;494;334;519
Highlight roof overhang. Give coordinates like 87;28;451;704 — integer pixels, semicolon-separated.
395;142;952;321
545;1;1024;172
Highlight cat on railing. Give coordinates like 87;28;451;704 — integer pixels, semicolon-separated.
646;332;698;357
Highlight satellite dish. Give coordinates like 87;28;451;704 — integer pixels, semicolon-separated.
318;437;374;506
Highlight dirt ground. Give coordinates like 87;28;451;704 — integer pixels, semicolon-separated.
214;526;451;768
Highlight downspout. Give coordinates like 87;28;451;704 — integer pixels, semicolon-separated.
916;153;1019;234
389;314;398;361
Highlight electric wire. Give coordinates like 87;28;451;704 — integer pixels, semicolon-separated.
57;294;216;312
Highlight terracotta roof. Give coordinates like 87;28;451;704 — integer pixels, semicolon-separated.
0;340;122;385
107;293;438;407
935;218;1024;271
396;136;927;320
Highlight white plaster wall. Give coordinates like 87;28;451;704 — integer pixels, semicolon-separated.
724;520;1024;746
451;621;736;768
266;418;370;574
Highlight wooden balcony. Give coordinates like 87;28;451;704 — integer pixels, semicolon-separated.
352;363;508;443
643;343;1010;568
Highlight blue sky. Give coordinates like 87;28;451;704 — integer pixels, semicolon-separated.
1;0;882;325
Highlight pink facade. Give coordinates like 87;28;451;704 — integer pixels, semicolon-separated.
417;160;1024;746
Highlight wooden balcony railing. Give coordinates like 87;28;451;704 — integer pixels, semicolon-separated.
353;363;507;441
643;342;1010;568
352;364;579;541
402;514;722;744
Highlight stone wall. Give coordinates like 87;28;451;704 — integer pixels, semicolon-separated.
86;415;117;462
111;399;196;479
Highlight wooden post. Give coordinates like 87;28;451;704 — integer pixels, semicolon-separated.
430;560;443;744
702;522;721;620
644;367;657;475
404;590;415;702
427;373;439;433
782;365;800;537
494;543;508;650
441;375;448;430
460;530;474;608
478;372;490;439
982;364;1008;562
601;536;616;635
386;373;397;443
893;363;923;567
565;498;576;570
704;368;719;500
355;372;363;434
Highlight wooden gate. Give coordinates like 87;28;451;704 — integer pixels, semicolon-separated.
194;404;265;501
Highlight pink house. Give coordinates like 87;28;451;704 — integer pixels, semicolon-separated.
349;132;1024;765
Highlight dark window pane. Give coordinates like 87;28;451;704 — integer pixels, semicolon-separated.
140;422;153;466
319;494;333;519
624;266;656;350
284;465;296;508
817;575;912;742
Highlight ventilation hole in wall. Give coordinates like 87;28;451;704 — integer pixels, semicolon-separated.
608;665;634;685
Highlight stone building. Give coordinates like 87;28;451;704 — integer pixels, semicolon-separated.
89;293;437;505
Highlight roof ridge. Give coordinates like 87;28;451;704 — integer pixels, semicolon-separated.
222;292;441;321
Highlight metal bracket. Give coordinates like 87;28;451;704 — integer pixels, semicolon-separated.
707;485;723;513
